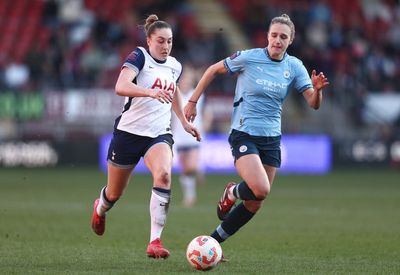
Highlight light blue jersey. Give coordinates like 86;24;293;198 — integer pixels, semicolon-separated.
224;48;313;136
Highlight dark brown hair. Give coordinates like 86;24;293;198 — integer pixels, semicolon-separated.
144;14;171;37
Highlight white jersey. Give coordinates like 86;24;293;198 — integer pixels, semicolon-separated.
172;90;204;147
115;47;182;138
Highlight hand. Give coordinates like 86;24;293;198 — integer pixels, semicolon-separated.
311;70;329;91
184;102;197;123
183;122;201;142
151;89;173;104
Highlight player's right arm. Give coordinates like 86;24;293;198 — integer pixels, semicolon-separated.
115;67;173;104
184;60;227;122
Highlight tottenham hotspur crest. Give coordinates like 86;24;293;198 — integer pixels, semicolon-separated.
171;69;176;79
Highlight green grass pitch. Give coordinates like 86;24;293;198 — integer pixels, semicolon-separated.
0;167;399;274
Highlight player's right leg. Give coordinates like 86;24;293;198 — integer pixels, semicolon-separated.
92;130;139;236
92;163;132;235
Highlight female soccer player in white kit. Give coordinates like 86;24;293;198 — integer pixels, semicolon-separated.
91;14;200;259
172;65;211;207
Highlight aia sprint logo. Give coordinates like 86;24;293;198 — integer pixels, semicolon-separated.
151;78;175;93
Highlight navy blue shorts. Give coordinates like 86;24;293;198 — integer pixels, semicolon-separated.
228;129;281;168
107;129;174;168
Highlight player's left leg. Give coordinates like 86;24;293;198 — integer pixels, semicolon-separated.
213;165;276;241
212;154;269;242
144;142;173;259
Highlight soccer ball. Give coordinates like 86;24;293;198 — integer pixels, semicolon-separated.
186;235;222;271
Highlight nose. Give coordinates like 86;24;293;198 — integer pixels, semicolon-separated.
163;41;170;47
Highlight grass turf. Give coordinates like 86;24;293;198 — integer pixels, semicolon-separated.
0;167;399;274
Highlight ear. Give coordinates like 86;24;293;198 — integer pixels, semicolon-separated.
289;35;295;45
147;37;151;47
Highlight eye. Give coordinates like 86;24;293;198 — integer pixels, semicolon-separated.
282;35;288;39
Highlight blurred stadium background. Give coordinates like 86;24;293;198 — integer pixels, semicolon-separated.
0;0;399;170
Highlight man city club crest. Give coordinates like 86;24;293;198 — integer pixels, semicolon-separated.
239;145;248;153
283;70;290;78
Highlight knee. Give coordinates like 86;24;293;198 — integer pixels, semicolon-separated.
253;183;270;201
154;169;171;187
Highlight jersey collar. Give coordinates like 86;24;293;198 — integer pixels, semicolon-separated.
264;48;286;62
147;49;167;64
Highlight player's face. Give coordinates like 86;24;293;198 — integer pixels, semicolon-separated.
147;28;173;61
267;23;293;60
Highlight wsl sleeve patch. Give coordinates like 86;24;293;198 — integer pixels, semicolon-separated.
124;48;145;71
229;51;241;60
126;50;139;63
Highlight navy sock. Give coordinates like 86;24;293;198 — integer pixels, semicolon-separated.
153;187;171;195
102;187;115;205
233;181;258;200
211;202;255;243
152;187;171;210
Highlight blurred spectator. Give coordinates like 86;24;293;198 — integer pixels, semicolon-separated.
0;0;399;135
24;44;45;90
42;0;59;28
4;59;30;90
59;0;85;24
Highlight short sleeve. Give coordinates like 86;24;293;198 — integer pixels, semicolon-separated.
292;59;313;93
122;48;145;75
224;50;247;74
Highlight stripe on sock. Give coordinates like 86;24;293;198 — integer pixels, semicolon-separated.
216;225;230;240
101;187;114;205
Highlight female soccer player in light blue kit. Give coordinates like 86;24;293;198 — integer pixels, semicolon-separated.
91;14;200;259
184;14;329;250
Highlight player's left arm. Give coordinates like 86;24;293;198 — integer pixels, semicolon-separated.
302;70;330;110
172;87;201;141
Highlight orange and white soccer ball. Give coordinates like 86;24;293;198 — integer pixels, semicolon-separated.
186;235;222;271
